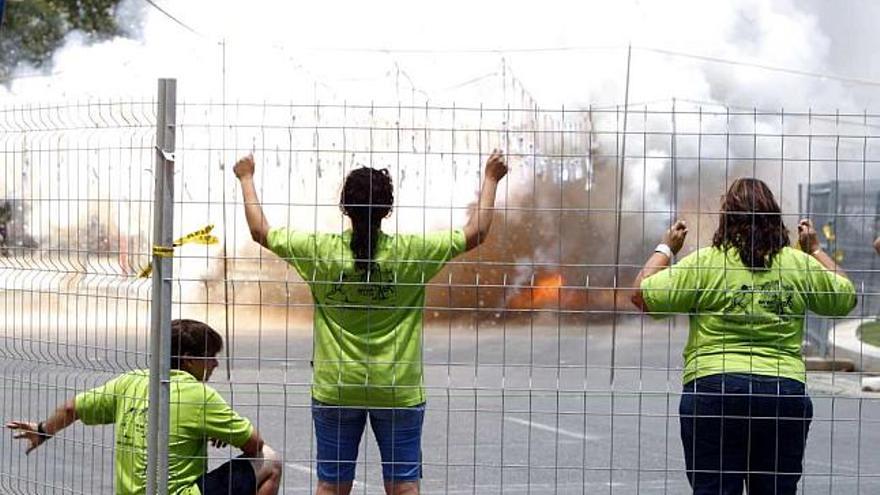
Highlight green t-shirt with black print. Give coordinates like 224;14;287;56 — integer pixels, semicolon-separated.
268;227;466;407
640;246;856;384
75;369;253;495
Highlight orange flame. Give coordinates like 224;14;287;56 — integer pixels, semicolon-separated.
508;273;566;309
506;273;634;312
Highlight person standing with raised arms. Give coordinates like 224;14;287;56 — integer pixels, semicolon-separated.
234;150;507;495
632;178;855;494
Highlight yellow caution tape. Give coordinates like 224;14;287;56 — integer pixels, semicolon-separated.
173;225;218;246
138;225;220;278
153;246;174;257
137;264;154;278
822;223;836;242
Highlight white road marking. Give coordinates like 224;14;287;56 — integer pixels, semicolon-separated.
504;416;598;441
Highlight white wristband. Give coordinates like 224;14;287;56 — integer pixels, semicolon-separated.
655;243;674;259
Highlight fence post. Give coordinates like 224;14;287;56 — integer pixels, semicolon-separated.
146;78;176;495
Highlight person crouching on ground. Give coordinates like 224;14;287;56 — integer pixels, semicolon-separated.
6;319;282;495
234;150;507;495
632;178;856;495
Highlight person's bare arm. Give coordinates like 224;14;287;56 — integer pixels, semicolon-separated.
799;219;848;278
874;236;880;256
239;428;266;458
234;153;271;248
5;399;78;454
631;220;688;311
463;149;508;251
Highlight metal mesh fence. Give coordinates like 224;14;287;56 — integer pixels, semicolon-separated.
2;83;880;493
1;99;156;493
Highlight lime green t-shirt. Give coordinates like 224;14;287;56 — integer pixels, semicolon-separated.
75;369;254;495
267;227;467;407
640;246;856;384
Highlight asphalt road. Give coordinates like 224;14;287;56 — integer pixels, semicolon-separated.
2;317;879;494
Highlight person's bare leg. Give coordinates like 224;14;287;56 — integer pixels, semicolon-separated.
250;445;283;495
316;480;354;495
383;480;419;495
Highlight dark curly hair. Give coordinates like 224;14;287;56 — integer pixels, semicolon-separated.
712;177;789;270
340;167;394;272
170;319;223;369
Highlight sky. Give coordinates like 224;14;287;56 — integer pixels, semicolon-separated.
4;0;880;111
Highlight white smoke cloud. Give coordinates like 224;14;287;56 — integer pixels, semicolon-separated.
3;0;879;280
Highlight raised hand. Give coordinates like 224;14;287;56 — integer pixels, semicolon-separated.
798;219;820;254
663;220;688;255
485;149;508;182
233;153;255;179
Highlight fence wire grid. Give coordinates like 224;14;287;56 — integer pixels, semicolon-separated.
2;82;880;494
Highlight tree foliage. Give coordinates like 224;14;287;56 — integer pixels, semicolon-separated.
1;0;122;80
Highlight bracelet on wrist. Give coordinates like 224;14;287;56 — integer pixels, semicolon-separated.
654;243;674;259
37;421;50;437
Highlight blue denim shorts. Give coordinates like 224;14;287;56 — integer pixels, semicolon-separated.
312;399;426;483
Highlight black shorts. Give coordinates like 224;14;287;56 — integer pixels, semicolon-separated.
195;455;258;495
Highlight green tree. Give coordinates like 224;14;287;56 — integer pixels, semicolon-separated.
1;0;122;81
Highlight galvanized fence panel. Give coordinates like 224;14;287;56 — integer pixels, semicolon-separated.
1;98;157;493
3;89;880;493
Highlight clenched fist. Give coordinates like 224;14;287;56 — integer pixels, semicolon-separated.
233;153;255;179
485;149;508;182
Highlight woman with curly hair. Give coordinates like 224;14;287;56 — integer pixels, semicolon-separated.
632;178;856;495
235;151;507;495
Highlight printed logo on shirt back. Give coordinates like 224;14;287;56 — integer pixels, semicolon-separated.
726;281;796;323
325;264;397;304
